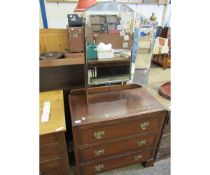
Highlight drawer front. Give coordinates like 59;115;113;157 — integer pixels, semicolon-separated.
40;158;63;175
81;149;154;175
78;112;165;145
79;132;159;162
40;134;58;146
40;143;60;162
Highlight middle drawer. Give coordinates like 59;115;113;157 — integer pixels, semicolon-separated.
79;132;159;162
40;143;60;162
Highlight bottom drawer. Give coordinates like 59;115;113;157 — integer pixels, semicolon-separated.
40;158;62;175
81;149;154;175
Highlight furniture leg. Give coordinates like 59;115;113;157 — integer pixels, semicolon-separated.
143;159;155;167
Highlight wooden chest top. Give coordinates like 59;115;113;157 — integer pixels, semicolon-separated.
69;85;166;127
40;90;66;135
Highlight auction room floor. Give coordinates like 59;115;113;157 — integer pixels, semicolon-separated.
135;53;170;84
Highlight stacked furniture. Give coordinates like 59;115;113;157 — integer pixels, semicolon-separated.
40;90;71;175
69;84;167;175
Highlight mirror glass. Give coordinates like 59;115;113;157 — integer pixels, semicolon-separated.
84;2;135;86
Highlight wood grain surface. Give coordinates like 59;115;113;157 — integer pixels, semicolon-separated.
40;57;84;68
40;90;66;135
69;85;167;174
69;86;166;126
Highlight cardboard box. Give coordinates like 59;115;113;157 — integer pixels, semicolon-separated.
67;26;84;53
91;25;101;32
95;33;133;49
106;15;120;23
90;16;105;25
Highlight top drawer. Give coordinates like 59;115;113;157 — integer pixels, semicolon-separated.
77;112;166;145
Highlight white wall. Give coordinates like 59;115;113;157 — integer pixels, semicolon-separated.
39;9;43;29
45;1;77;28
127;4;165;26
43;1;166;29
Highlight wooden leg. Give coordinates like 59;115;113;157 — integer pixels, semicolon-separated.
143;159;155;167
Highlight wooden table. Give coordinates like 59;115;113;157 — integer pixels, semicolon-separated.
40;90;70;175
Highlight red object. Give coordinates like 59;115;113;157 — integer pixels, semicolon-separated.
74;0;96;12
158;81;171;100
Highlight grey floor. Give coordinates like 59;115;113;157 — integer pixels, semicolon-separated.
100;159;170;175
133;53;171;85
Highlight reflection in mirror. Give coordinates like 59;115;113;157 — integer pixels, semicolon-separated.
132;13;158;86
84;2;135;87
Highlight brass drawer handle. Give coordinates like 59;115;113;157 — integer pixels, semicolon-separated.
140;121;149;130
134;154;143;161
94;131;105;139
137;139;146;146
94;149;105;156
95;164;104;172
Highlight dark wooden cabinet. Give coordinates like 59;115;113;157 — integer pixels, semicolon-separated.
40;91;71;175
69;85;167;175
40;132;70;175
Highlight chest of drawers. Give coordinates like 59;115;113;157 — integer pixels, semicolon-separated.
40;90;71;175
69;85;167;175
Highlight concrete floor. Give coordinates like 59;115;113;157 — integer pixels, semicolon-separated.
100;159;170;175
133;53;170;85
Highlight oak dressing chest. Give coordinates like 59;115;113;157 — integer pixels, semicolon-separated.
69;84;167;175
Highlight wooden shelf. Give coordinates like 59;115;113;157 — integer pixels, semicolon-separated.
88;56;130;67
40;57;84;68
